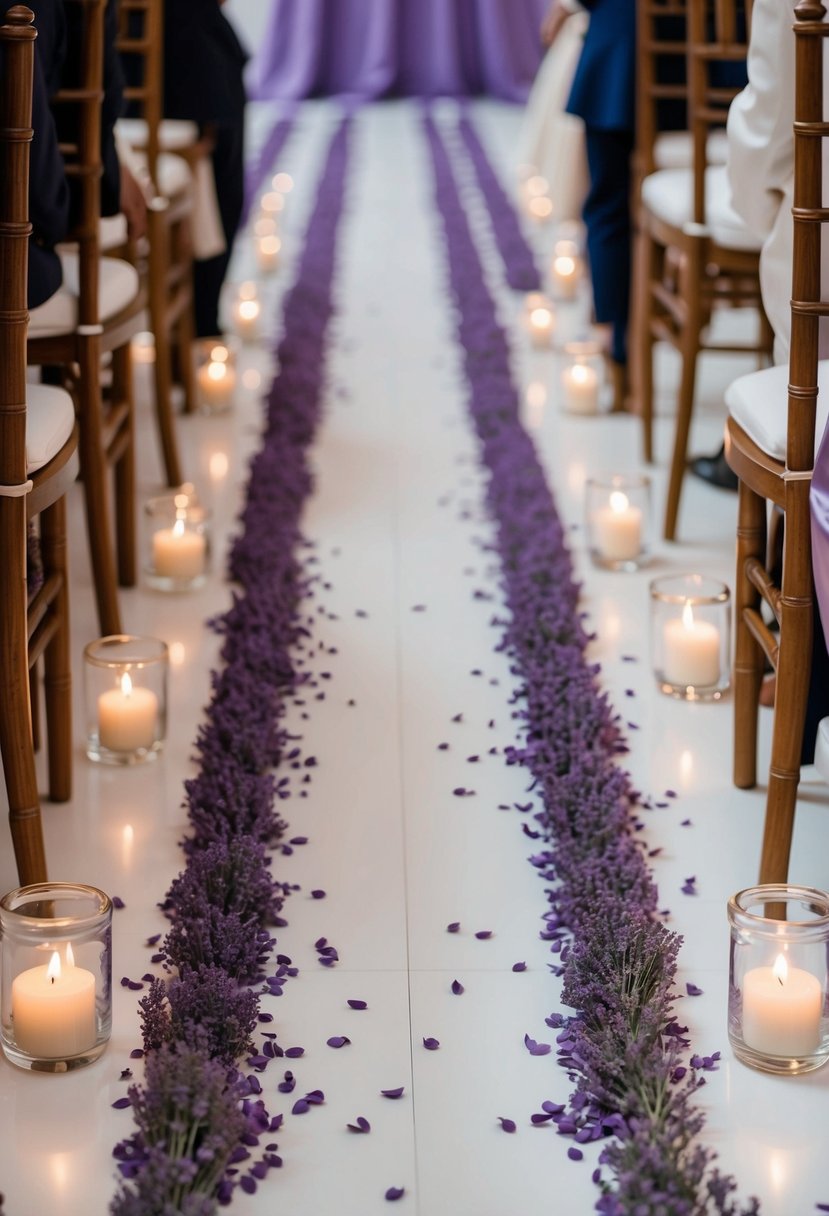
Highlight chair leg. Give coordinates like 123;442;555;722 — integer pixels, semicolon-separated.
29;660;40;753
112;344;137;588
733;482;766;789
77;342;122;636
759;624;811;885
175;291;197;417
151;323;184;487
0;502;47;884
40;497;72;803
663;253;702;541
636;226;657;464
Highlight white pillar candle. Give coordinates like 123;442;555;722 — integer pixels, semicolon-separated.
663;601;721;687
233;297;261;342
562;362;600;415
12;949;96;1058
197;359;236;410
742;953;823;1057
528;306;555;349
98;671;158;751
256;234;281;274
152;517;206;580
593;490;642;561
551;254;579;300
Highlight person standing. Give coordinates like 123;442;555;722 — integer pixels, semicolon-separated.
162;0;248;338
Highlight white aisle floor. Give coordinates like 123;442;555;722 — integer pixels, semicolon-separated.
1;100;828;1216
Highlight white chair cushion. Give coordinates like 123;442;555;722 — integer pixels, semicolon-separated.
641;164;761;252
117;116;199;152
28;253;140;339
653;128;729;172
100;213;128;251
725;359;829;461
156;151;192;198
26;383;75;474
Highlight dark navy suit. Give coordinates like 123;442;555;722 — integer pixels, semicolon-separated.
566;0;635;366
163;0;248;337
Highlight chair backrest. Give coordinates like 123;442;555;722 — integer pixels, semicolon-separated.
687;0;752;223
49;0;104;328
789;0;829;474
0;4;36;495
116;0;162;188
635;0;690;181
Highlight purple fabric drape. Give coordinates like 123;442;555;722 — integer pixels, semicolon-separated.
251;0;550;103
811;427;829;643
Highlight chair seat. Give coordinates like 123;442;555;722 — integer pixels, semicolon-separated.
100;213;128;250
653;128;729;171
26;383;76;474
117;116;199;152
641;164;761;252
28;253;141;338
725;360;829;461
99;151;192;253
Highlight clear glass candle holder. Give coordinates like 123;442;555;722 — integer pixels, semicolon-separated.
650;574;731;700
0;883;112;1072
231;281;262;343
728;885;829;1075
549;249;582;301
525;293;556;350
195;337;237;415
561;339;610;415
144;492;211;590
585;474;651;571
84;634;168;764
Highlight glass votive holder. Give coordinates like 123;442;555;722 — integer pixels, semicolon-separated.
144;492;211;590
585;474;651;571
0;883;112;1072
84;634;168;764
728;885;829;1075
526;295;556;350
561;339;610;415
232;281;261;343
549;249;582;301
195;337;237;415
649;573;731;700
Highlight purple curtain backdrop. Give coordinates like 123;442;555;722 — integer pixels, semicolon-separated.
251;0;551;103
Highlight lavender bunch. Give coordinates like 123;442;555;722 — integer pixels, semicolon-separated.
111;1045;244;1215
423;110;759;1215
183;767;284;854
139;968;258;1066
164;904;274;982
163;837;286;928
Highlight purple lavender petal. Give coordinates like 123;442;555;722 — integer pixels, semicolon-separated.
422;1037;440;1050
347;999;368;1010
284;1047;304;1058
474;930;492;940
686;982;704;997
112;896;126;909
381;1087;405;1099
451;979;464;995
568;1148;584;1162
385;1187;405;1201
111;1097;132;1110
512;962;527;972
446;922;461;933
498;1117;517;1133
347;1117;371;1133
291;1099;310;1115
311;890;327;899
326;1036;351;1049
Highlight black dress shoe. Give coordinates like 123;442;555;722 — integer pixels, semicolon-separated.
689;446;738;492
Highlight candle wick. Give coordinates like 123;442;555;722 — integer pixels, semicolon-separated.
50;976;55;985
777;974;784;986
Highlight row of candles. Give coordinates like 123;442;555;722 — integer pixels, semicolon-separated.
0;175;303;1065
518;215;829;1068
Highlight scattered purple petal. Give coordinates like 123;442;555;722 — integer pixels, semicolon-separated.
381;1087;405;1099
326;1036;351;1049
347;1117;371;1133
385;1187;405;1202
347;999;368;1010
422;1037;440;1051
686;983;704;997
112;896;126;910
446;922;461;933
512;962;527;972
451;979;464;995
311;889;327;899
498;1117;517;1134
474;930;492;940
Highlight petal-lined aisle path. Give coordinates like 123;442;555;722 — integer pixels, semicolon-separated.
0;99;827;1216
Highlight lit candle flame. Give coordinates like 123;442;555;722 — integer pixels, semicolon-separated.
682;600;695;630
66;942;75;967
553;255;576;278
210;345;229;363
773;953;788;986
258;235;281;257
47;951;61;984
570;363;590;386
529;196;553;219
120;671;133;699
207;361;227;383
239;299;260;322
609;491;630;515
530;307;552;329
172;516;186;539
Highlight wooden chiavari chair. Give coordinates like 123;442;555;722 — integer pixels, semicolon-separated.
0;4;79;884
27;0;145;637
724;0;829;884
634;0;773;539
